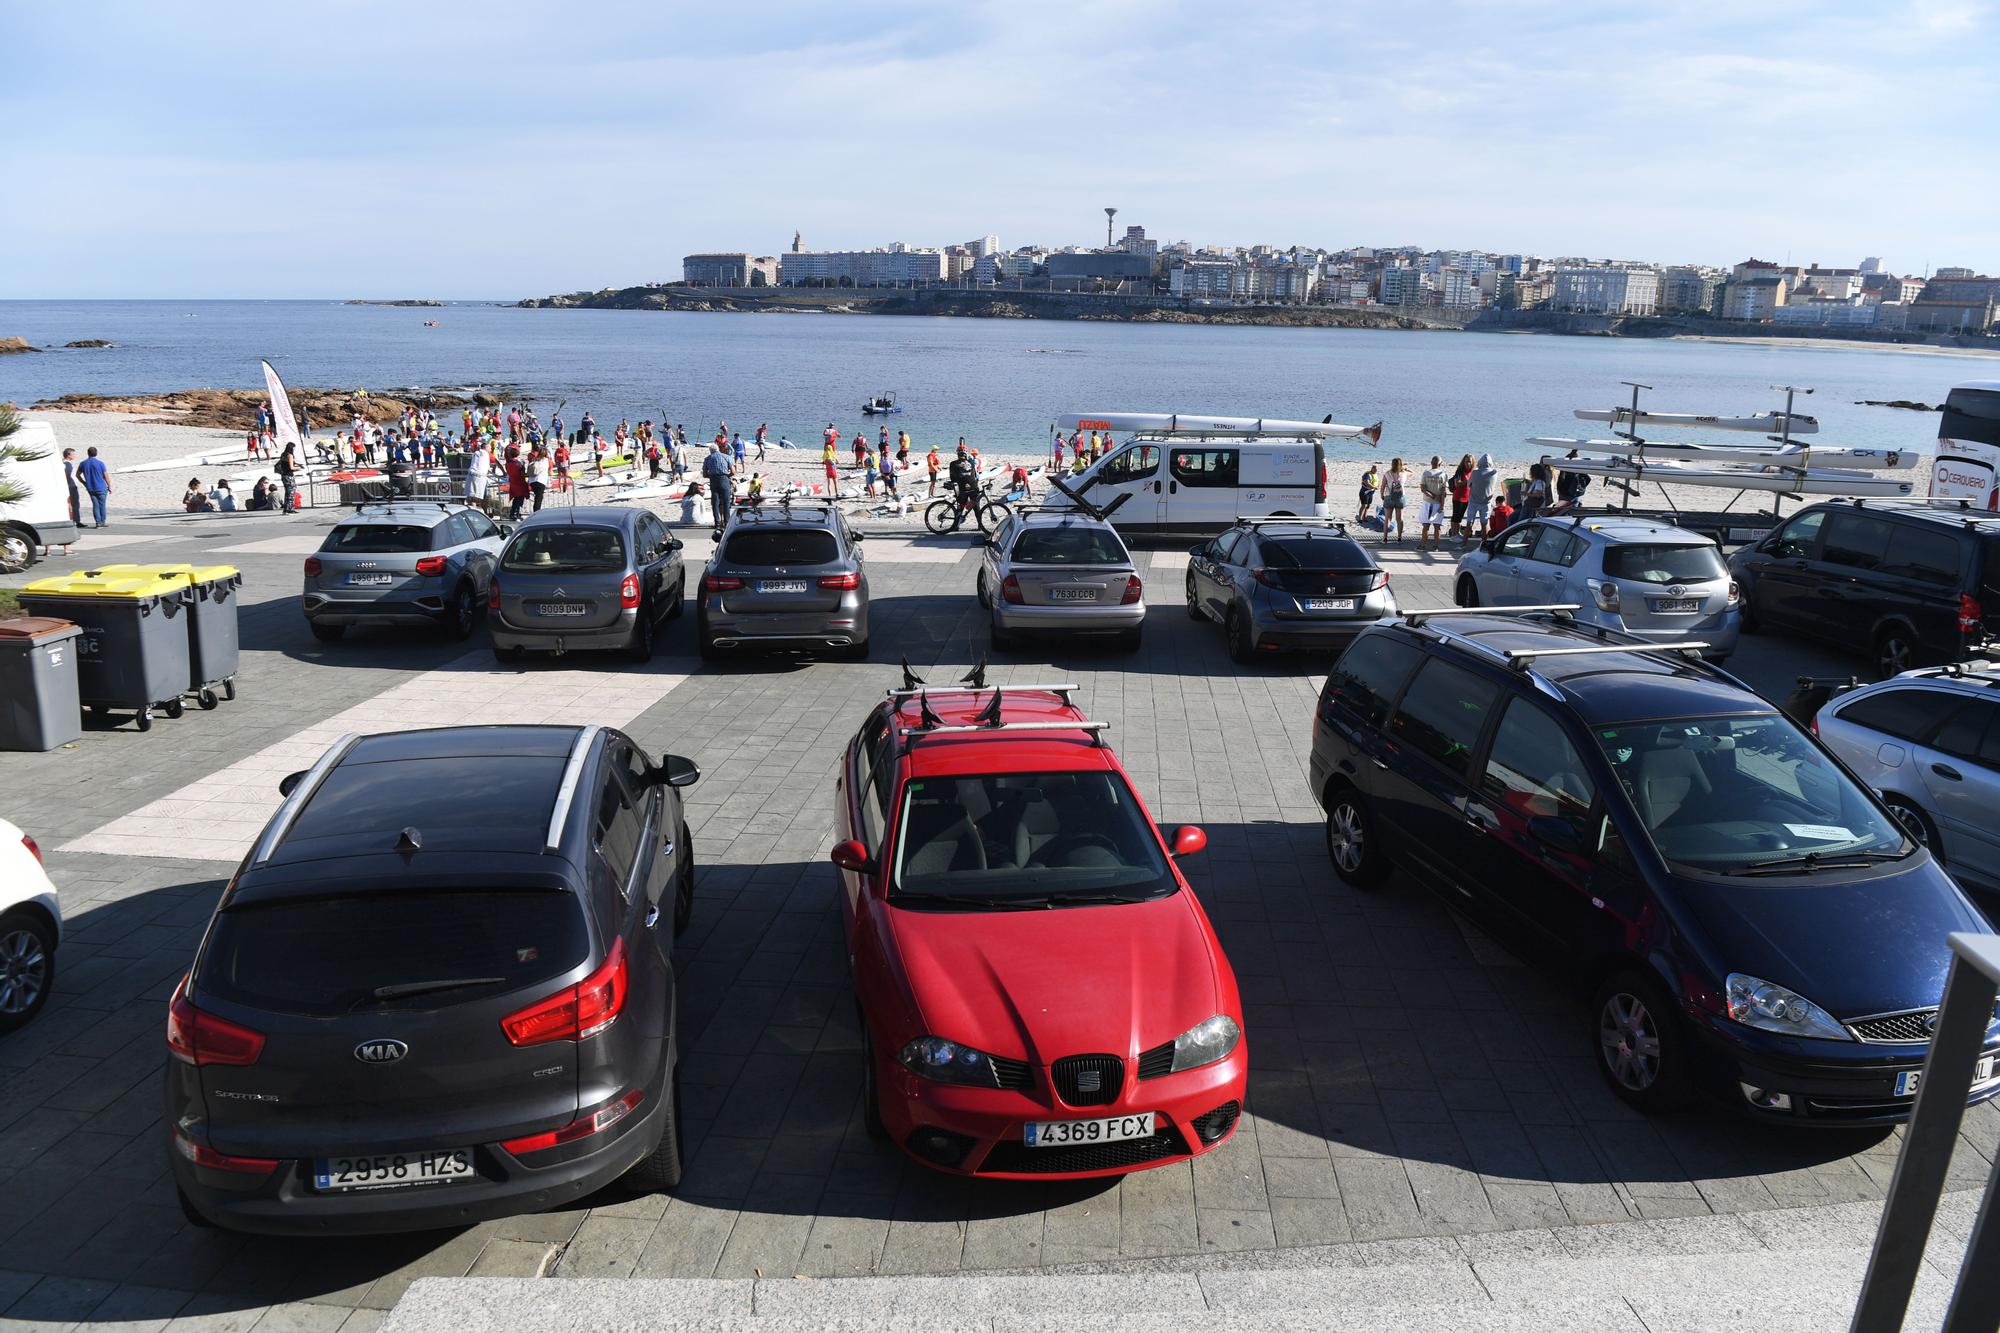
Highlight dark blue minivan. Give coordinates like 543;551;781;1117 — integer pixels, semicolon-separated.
1308;609;1999;1124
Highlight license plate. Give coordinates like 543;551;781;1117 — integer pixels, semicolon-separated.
1050;587;1098;602
1023;1112;1156;1147
1651;598;1700;613
314;1147;474;1192
347;573;393;586
759;579;809;594
533;601;588;617
1898;1056;1998;1097
1306;598;1355;611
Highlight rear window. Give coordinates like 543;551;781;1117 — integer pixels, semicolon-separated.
1880;528;1963;588
198;890;588;1015
1833;687;1955;743
323;524;435;554
723;528;840;566
502;525;626;573
1012;526;1128;565
1601;543;1727;585
1260;536;1368;569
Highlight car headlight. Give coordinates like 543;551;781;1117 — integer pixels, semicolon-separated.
1725;973;1852;1042
1170;1014;1242;1072
898;1036;1007;1088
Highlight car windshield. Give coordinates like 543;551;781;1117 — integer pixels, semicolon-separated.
890;770;1176;907
1012;526;1128;565
502;525;626;573
1595;713;1910;874
1602;543;1727;585
1261;536;1367;569
724;529;840;566
323;524;433;554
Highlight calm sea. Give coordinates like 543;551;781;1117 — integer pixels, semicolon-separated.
0;300;1979;459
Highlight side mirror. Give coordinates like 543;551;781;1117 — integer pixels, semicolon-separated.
278;770;306;798
1169;825;1207;857
850;531;866;543
667;537;683;552
658;754;701;788
1527;814;1583;854
829;839;874;874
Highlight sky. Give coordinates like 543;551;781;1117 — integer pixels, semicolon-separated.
2;0;1995;298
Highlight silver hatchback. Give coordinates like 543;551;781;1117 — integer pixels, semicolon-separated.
490;506;685;663
977;510;1144;652
1454;516;1741;660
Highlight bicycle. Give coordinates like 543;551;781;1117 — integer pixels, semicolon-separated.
924;484;1012;536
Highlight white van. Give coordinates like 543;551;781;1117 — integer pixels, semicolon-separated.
0;421;82;572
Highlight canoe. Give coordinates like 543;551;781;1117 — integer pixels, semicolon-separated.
1573;408;1819;435
1530;437;1916;469
1055;411;1382;441
1549;454;1915;498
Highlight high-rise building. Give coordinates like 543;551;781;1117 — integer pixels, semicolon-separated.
1378;265;1422;306
778;244;948;286
1720;277;1788;321
1660;265;1724;314
1553;265;1661;315
681;253;778;286
1859;257;1882;274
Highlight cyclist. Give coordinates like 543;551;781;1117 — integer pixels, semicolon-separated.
947;442;981;514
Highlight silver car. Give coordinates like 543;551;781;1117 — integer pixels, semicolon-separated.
976;510;1144;652
490;506;685;663
1812;664;2000;895
303;500;505;642
1454;515;1741;660
696;501;869;660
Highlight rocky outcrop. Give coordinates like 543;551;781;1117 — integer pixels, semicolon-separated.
0;336;38;354
1856;399;1939;411
63;339;115;349
33;387;475;430
346;299;445;307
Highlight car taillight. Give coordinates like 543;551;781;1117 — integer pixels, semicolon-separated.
1001;574;1023;604
500;1088;644;1156
1727;580;1741;608
818;571;861;591
500;941;628;1046
303;556;322;577
415;555;447;576
489;577;502;610
166;976;265;1067
704;575;744;593
1959;593;1982;635
172;1126;278;1176
20;833;41;865
1252;567;1277;588
1592;581;1621;614
1370;571;1391;592
620;573;641;609
1120;574;1143;605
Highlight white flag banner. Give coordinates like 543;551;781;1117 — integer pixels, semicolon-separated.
262;359;305;451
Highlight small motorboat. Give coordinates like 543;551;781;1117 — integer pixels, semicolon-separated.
423;320;439;328
861;392;901;416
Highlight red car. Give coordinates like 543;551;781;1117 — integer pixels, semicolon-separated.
830;678;1247;1178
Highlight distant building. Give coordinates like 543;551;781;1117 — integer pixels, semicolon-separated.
1935;266;1976;279
778;245;948;286
1378;265;1422;306
1920;274;2000;305
1720;277;1789;321
1438;267;1478;309
1553;265;1660;315
1859;256;1883;274
682;252;777;286
1905;298;1999;332
1119;225;1159;260
1170;257;1240;299
1660;265;1723;314
1773;299;1882;329
1045;251;1154;287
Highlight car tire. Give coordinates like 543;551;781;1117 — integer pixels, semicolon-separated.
861;1026;889;1142
308;622;345;643
1591;970;1691;1114
0;908;56;1034
1455;575;1480;608
665;577;685;620
1185;573;1204;621
622;1062;683;1193
446;583;477;640
493;644;523;664
1881;794;1943;864
0;524;37;575
628;606;655;663
673;825;695;936
976;575;990;610
1873;625;1917;679
1323;786;1389;888
1226;607;1255;664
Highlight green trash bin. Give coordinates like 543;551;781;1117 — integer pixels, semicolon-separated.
18;569;194;732
89;563;243;708
0;617;84;752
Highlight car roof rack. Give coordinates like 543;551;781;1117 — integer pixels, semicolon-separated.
1401;604;1579;626
890;685;1105;752
1232;516;1349;532
544;725;602;852
888;682;1079;706
349;498;467;516
250;733;360;865
1845;496;2000;527
1501;641;1710;669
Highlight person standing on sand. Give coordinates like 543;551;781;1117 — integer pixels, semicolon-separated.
527;445;551;513
1379;457;1409;544
1418;455;1446;551
1448;454;1473;544
62;448;80;526
466;439;491;504
927;444;942;497
1356;463;1379;526
504;447;529;520
275;438;301;513
755;423;769;462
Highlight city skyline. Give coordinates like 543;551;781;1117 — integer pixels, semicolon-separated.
3;0;1996;299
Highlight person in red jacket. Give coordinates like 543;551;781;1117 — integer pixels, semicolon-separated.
504;447;530;520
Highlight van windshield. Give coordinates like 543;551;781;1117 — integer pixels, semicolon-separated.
1595;713;1909;874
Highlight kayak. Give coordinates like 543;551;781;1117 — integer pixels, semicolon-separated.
1573;408;1819;435
1056;411;1383;441
1531;437;1916;469
1549;454;1915;498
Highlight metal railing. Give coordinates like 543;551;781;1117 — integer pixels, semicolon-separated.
1851;931;2000;1331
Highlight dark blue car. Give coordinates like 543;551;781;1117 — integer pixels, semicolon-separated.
1308;608;1999;1124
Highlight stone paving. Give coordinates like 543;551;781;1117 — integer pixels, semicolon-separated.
1;506;1996;1331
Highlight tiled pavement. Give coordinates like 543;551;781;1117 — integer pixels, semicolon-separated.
2;507;1995;1331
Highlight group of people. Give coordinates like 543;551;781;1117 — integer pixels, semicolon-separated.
1357;454;1590;548
1053;427;1112;473
181;475;289;513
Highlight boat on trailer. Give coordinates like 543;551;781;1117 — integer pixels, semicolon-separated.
1573;407;1819;435
1548;454;1916;498
1530;437;1918;470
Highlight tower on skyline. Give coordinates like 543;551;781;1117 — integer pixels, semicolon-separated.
1105;207;1117;247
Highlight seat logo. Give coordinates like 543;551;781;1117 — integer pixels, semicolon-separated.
1076;1069;1102;1093
354;1039;409;1064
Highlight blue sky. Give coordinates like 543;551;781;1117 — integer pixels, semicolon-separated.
3;0;1994;298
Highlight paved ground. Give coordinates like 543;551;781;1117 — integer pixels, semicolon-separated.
2;505;1995;1331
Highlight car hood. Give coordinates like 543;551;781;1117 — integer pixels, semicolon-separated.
886;893;1229;1063
1675;859;1990;1018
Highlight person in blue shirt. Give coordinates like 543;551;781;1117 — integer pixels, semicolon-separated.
77;447;112;526
701;441;735;537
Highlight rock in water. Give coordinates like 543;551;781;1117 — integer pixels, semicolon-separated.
0;336;39;354
64;339;115;349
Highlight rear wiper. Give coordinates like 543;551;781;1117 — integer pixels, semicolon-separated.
1730;850;1906;876
361;976;507;1002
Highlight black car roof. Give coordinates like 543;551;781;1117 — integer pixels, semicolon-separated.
516;505;640;529
1810;499;2000;535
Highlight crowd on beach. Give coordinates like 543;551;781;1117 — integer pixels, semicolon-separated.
1354;453;1587;549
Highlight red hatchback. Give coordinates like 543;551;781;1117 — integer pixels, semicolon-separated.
831;679;1247;1178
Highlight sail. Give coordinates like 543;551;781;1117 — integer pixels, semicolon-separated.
262;359;305;451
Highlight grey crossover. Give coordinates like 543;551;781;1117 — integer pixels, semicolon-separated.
1187;518;1397;662
303;501;505;642
696;500;870;660
490;506;685;663
977;509;1144;651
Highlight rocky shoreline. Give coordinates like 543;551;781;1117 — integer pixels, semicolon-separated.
33;386;485;430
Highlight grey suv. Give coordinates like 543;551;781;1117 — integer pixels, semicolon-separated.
1456;515;1740;660
697;501;870;660
977;510;1144;652
490;507;685;663
1187;518;1396;662
303;501;505;642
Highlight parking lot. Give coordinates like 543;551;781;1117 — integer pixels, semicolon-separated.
3;506;1997;1330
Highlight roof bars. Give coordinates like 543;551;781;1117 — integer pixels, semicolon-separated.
544;725;602;852
888;681;1079;707
1232;516;1348;530
1503;641;1710;669
251;733;360;865
1401;604;1579;626
903;720;1111;743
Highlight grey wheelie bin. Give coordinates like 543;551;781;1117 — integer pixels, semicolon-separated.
91;564;243;708
0;617;84;751
18;569;194;732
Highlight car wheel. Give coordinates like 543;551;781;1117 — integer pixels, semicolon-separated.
0;909;56;1033
1591;970;1690;1113
308;622;345;643
861;1025;889;1141
665;577;685;620
1873;626;1916;679
622;1061;683;1192
1738;585;1761;633
1226;607;1255;664
1324;787;1388;888
0;525;36;575
1455;575;1480;608
628;606;655;663
493;644;523;664
673;825;695;936
447;583;477;640
1882;795;1943;864
1185;573;1204;621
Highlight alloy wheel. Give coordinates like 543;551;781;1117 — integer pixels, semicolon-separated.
1876;634;1913;678
0;927;47;1015
1598;991;1663;1092
0;530;30;575
1327;803;1365;874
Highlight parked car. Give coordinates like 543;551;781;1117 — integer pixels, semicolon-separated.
490;506;684;663
1455;515;1740;660
0;816;61;1033
831;680;1246;1177
697;500;869;661
167;724;700;1234
976;510;1144;652
1186;517;1396;662
1812;663;2000;896
1309;608;1998;1124
1729;499;2000;677
304;500;506;642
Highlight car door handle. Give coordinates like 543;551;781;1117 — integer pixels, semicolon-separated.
643;906;660;929
1932;763;1963;781
1371;757;1390;770
661;838;675;856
